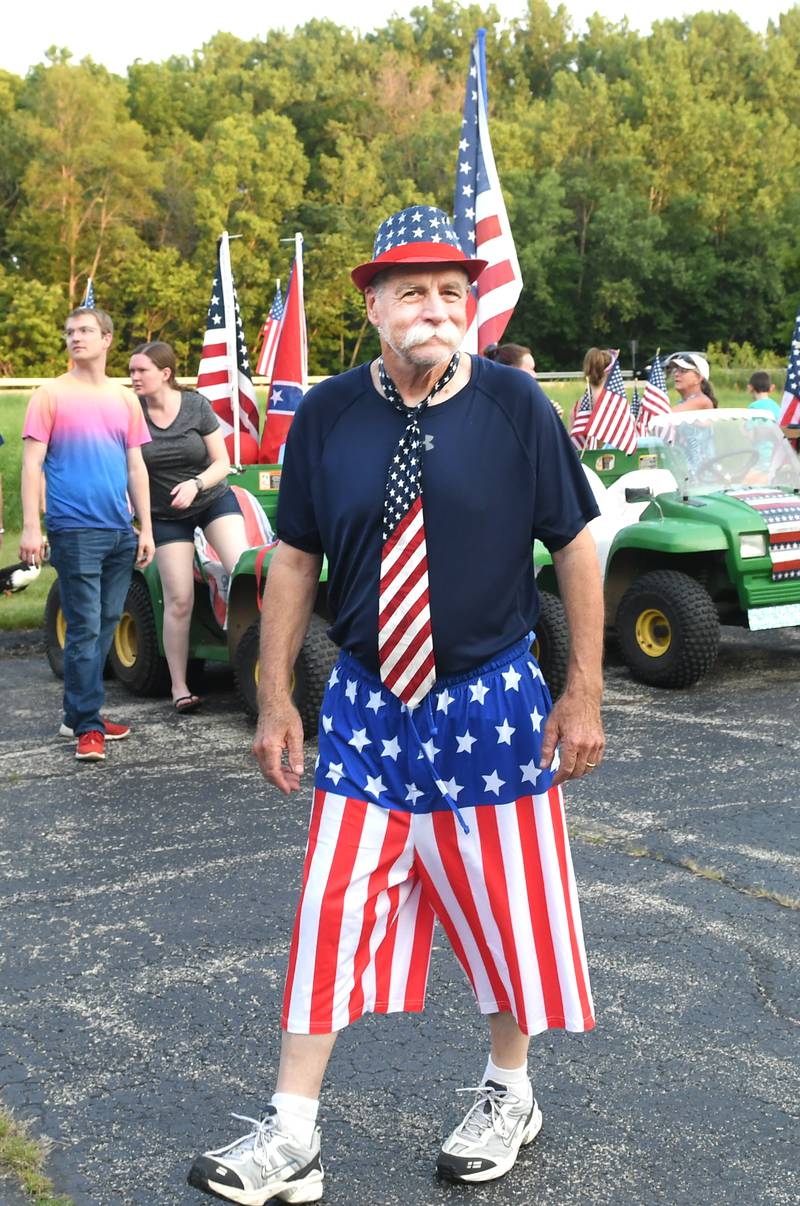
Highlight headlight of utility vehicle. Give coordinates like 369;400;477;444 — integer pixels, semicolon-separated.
739;532;768;559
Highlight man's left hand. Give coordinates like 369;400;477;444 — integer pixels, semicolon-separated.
136;529;155;568
539;686;604;785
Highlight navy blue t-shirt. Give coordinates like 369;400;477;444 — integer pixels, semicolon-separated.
276;356;599;676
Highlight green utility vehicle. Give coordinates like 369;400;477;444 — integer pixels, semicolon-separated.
44;465;339;733
541;409;800;687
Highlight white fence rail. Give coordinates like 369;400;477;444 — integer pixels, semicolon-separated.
0;370;640;392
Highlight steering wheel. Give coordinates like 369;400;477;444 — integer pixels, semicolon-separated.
695;448;759;485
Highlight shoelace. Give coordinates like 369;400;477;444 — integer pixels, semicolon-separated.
453;1084;525;1145
228;1112;278;1166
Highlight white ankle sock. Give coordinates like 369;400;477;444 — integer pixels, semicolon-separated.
482;1056;531;1098
270;1092;319;1148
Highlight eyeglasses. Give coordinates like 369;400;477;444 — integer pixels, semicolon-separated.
63;325;101;340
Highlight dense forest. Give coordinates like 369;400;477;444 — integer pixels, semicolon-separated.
0;0;799;376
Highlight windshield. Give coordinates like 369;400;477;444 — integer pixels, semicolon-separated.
649;413;800;496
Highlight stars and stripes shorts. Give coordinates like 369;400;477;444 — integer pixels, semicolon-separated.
281;636;595;1037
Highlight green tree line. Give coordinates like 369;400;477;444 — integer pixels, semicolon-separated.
0;0;799;377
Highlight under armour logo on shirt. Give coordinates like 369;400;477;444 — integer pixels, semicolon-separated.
424;434;435;452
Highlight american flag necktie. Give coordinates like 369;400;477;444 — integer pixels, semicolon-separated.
378;352;460;707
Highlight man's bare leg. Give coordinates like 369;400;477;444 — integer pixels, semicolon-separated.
488;1011;530;1069
276;1031;338;1099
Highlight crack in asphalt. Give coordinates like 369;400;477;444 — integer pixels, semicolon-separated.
572;826;800;911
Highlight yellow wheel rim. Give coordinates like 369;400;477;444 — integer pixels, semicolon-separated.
531;636;541;660
635;608;671;657
254;658;260;688
114;612;138;669
56;608;67;650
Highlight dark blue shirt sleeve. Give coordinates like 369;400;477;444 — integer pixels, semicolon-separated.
529;384;600;550
275;394;324;555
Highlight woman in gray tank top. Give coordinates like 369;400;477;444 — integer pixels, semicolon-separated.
129;341;249;712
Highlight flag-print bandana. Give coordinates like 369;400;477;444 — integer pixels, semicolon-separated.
314;635;560;835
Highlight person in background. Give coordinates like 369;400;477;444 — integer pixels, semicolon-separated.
129;341;249;713
746;370;780;420
570;347;614;425
484;342;564;417
19;307;154;762
666;352;718;411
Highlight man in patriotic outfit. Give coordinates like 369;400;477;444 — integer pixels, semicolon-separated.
189;207;604;1203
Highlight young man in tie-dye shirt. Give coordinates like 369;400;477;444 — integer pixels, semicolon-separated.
20;307;154;761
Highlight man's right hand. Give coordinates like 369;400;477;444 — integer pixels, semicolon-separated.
19;526;46;567
252;693;305;794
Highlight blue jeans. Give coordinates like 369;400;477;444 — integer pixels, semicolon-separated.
48;528;137;736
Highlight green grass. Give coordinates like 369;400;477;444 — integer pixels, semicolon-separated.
0;528;55;631
0;1106;74;1205
1;392;27;533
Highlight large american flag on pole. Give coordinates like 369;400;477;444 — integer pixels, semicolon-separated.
584;352;637;455
779;311;800;426
453;29;522;353
255;280;284;378
258;233;307;465
196;232;260;466
637;352;672;433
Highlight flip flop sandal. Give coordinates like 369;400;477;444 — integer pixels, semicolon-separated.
174;694;203;714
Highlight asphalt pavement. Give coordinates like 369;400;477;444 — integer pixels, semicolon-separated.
1;629;798;1206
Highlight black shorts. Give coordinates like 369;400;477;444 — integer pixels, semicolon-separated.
152;488;243;547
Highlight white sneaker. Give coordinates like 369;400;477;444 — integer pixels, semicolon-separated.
187;1108;323;1204
437;1079;542;1183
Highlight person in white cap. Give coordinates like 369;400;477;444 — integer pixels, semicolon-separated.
666;352;718;411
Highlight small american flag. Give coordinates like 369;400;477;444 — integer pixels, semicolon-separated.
196;232;260;465
255;281;284;378
82;277;96;309
638;353;672;433
585;353;637;455
453;29;522;354
570;385;593;449
779;312;800;426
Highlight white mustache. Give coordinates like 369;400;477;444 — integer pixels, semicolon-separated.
399;320;461;351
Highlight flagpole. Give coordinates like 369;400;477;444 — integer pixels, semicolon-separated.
579;376;590;460
295;232;307;394
218;231;240;469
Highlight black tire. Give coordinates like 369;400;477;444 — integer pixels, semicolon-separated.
531;590;570;700
233;622;261;719
616;570;720;688
234;614;339;738
107;577;171;696
44;579;123;682
44;580;65;679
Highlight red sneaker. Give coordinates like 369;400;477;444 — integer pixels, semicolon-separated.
75;731;106;761
60;719;130;741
